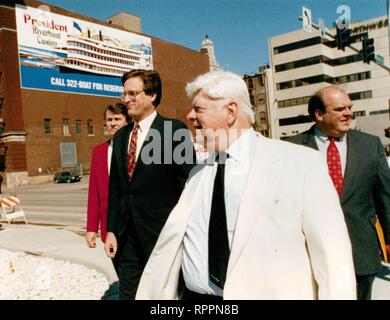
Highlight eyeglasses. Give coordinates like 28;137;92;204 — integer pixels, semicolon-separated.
121;90;144;100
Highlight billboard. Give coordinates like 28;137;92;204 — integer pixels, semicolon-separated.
15;5;153;97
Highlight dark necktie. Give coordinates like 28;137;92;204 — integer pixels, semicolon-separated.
127;124;140;182
327;137;343;196
209;152;230;289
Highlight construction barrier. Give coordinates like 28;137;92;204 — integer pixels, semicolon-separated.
0;195;28;224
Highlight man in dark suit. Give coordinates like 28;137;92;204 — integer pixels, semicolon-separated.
104;69;195;300
287;85;390;300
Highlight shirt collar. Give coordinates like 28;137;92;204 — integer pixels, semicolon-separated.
134;110;157;133
221;127;256;162
314;126;346;142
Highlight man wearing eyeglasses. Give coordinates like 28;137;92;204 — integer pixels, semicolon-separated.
104;69;195;300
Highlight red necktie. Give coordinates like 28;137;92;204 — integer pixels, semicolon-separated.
327;137;343;196
127;124;140;182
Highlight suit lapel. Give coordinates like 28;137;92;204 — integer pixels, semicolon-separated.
227;137;280;276
304;125;319;150
115;123;133;184
341;131;359;200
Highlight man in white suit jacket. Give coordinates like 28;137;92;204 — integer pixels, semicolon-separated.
136;71;356;300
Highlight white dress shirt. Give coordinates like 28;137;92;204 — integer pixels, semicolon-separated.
107;139;113;174
128;111;157;161
314;127;347;175
182;128;258;296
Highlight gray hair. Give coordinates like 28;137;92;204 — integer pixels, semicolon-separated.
186;70;255;124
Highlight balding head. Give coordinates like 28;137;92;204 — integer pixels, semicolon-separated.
308;86;348;121
308;86;353;137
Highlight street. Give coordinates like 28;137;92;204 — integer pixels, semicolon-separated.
0;176;389;299
1;177;89;227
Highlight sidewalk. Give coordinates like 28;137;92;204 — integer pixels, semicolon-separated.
372;262;390;300
0;223;118;285
0;223;389;300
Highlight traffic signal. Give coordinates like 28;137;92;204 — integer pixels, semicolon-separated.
336;26;351;50
362;37;375;64
385;127;390;138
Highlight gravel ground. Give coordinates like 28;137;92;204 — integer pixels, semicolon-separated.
0;249;109;300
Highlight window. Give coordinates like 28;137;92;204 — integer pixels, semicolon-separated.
75;120;82;135
259;112;267;124
278;96;310;108
273;37;321;54
353;111;366;118
370;109;389;115
257;75;264;86
277;74;329;90
87;119;94;135
275;56;322;72
62;118;70;136
248;79;254;89
277;72;370;91
250;95;255;105
278;91;373;109
275;53;363;73
349;91;372;101
362;91;373;99
279;115;312;126
44;119;52;135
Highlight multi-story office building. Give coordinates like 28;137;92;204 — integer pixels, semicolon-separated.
269;16;390;146
0;0;209;186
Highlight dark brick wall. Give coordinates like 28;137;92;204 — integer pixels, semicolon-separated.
5;141;27;172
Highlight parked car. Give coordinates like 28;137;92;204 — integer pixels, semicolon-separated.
53;171;81;183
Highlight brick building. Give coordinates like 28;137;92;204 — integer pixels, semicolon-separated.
0;0;209;186
243;65;271;137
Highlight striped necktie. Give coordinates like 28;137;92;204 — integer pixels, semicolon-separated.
127;124;140;182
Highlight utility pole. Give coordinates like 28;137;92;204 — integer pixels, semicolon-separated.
387;0;390;58
267;37;279;139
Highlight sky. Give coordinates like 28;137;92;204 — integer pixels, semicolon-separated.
42;0;389;76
